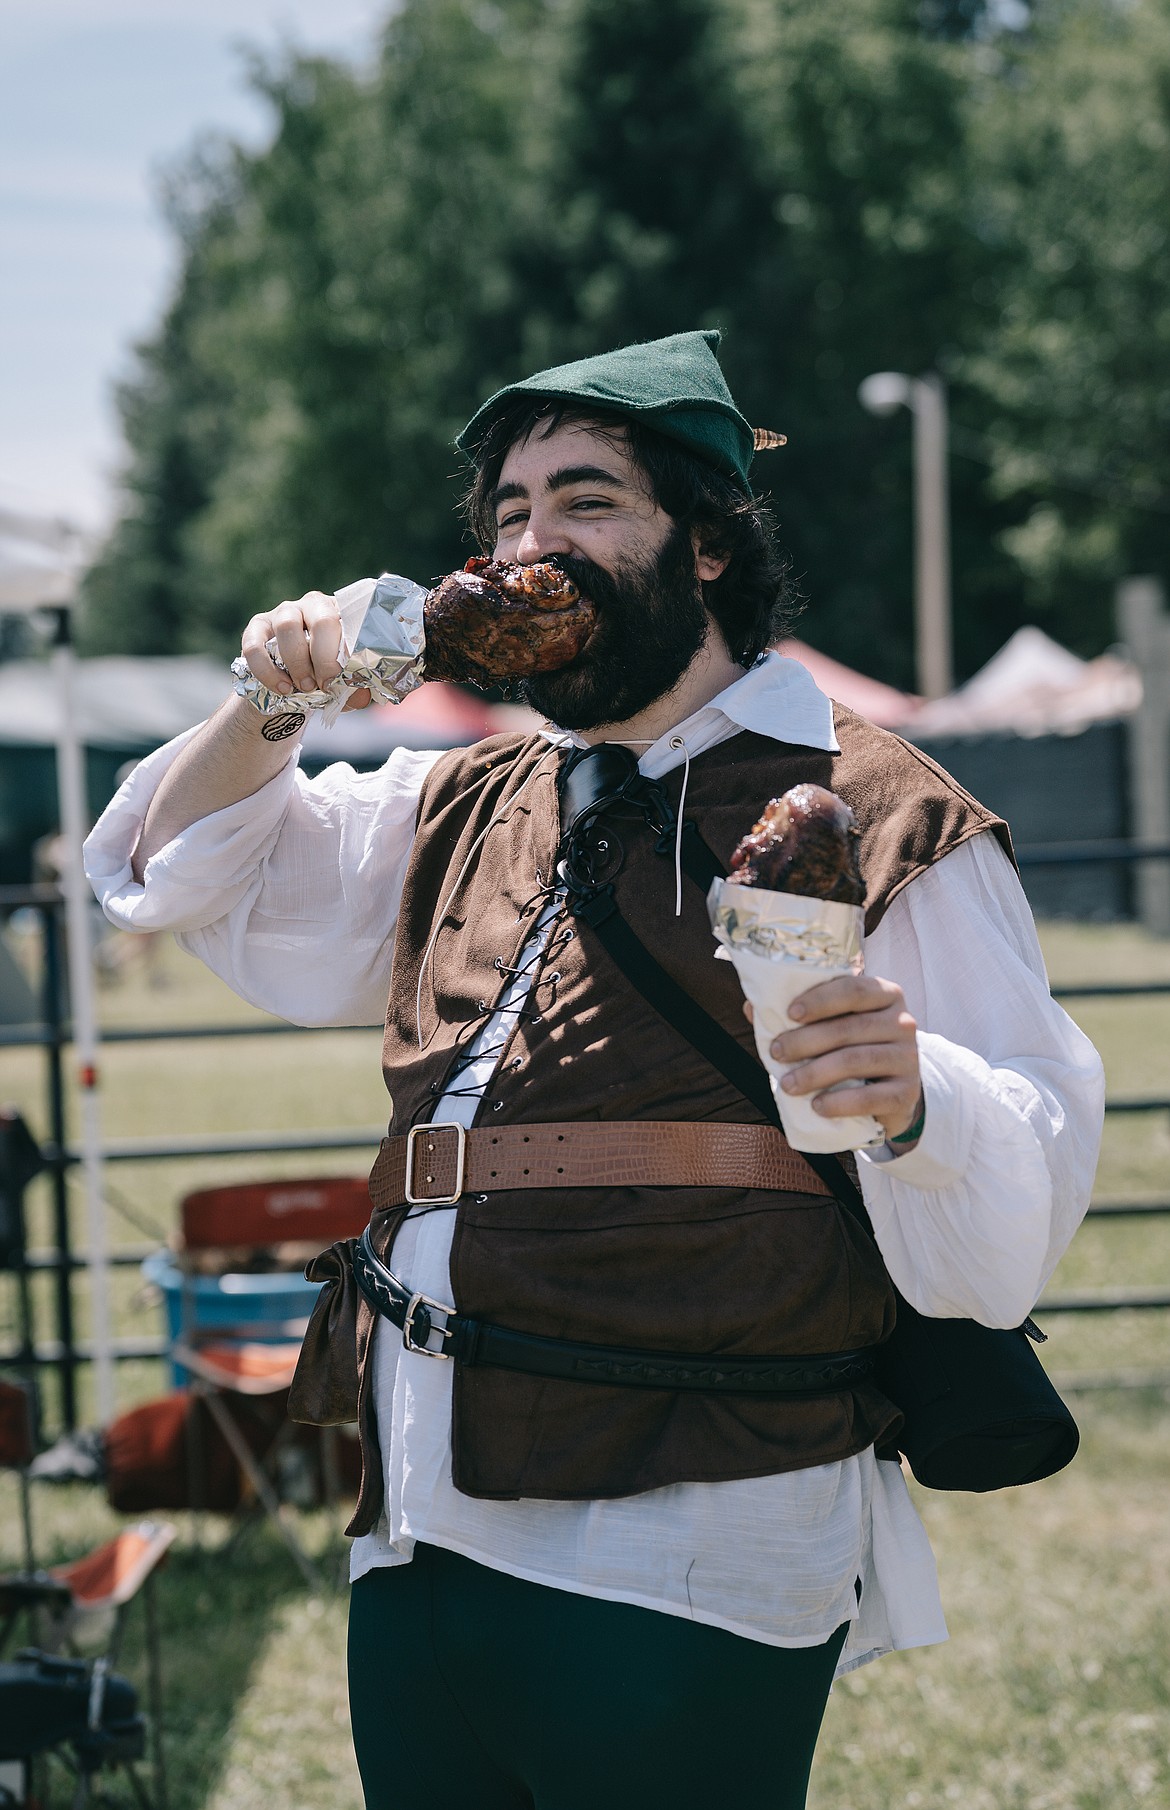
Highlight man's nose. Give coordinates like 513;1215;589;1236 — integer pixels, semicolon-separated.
515;513;572;565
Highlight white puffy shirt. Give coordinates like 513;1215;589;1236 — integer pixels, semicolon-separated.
85;653;1105;1674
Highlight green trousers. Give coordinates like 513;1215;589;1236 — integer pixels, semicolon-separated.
348;1543;847;1810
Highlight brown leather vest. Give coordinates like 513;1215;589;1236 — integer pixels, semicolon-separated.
345;707;1012;1533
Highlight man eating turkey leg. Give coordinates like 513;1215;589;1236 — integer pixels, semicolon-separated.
87;329;1103;1810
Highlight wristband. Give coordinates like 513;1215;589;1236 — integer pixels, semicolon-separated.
888;1095;926;1147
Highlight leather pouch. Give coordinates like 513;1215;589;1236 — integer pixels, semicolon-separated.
288;1237;361;1426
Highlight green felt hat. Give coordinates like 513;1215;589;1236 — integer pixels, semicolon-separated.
456;329;771;491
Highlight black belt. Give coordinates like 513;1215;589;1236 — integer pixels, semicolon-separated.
352;1228;877;1397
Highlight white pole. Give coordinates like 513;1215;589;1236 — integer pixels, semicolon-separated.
911;375;954;700
50;609;115;1424
1117;577;1170;937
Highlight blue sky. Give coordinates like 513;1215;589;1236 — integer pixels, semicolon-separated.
0;1;389;530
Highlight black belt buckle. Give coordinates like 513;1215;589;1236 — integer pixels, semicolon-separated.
402;1289;456;1359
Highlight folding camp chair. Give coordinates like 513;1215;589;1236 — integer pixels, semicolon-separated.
162;1176;369;1588
0;1377;173;1808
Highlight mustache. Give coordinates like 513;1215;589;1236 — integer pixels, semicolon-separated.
545;553;629;611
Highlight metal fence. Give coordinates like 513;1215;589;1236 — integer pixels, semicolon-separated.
0;886;385;1423
1007;843;1170;1339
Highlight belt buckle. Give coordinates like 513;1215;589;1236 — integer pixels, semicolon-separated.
402;1290;456;1359
404;1122;467;1206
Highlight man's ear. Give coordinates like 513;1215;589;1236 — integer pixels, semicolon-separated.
691;527;729;583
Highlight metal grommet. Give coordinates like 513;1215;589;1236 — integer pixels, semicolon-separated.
474;1193;488;1205
493;1100;505;1112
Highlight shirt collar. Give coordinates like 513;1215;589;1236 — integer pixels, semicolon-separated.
538;651;839;775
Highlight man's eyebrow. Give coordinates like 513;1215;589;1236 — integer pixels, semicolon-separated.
545;464;627;492
490;464;628;514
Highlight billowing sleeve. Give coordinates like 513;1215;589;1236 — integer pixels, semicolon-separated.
856;831;1105;1327
84;729;442;1027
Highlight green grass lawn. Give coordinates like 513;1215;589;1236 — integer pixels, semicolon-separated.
0;918;1167;1808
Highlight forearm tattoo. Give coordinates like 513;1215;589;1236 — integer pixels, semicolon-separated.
260;713;306;743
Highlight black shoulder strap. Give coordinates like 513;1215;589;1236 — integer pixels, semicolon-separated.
569;866;872;1232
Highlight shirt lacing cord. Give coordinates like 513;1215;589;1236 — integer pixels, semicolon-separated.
668;736;692;918
593;734;692;918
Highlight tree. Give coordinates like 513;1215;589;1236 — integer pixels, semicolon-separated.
83;3;552;654
82;0;1169;681
962;0;1170;653
503;0;1022;684
81;143;245;653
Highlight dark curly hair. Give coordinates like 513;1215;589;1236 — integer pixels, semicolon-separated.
460;398;800;666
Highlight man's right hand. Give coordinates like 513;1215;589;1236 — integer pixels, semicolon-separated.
240;591;348;699
132;592;349;883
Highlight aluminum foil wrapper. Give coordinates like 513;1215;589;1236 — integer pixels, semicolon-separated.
231;572;427;726
708;879;884;1152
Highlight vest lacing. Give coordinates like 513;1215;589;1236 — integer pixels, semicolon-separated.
415;744;562;1049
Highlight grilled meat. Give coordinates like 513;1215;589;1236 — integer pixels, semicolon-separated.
422;557;597;686
727;784;864;906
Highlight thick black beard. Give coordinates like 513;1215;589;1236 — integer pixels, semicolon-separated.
520;524;709;731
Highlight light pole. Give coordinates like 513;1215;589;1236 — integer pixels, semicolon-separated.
47;604;115;1425
858;370;954;700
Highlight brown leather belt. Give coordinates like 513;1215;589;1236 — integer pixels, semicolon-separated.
369;1120;833;1213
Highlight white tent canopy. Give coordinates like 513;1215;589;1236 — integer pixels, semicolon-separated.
910;626;1141;739
0;543;78;610
0;655;230;748
0;654;537;760
0;506;91;611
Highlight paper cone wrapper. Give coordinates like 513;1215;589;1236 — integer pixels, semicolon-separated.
708;879;884;1153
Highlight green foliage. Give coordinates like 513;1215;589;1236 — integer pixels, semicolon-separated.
81;0;1170;684
84;3;552;655
962;0;1170;654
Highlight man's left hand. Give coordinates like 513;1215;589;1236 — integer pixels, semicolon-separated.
759;974;923;1141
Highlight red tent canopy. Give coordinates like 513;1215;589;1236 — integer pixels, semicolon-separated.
301;680;523;760
775;640;920;730
303;650;921;762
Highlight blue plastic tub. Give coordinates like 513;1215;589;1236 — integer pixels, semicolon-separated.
143;1250;324;1387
